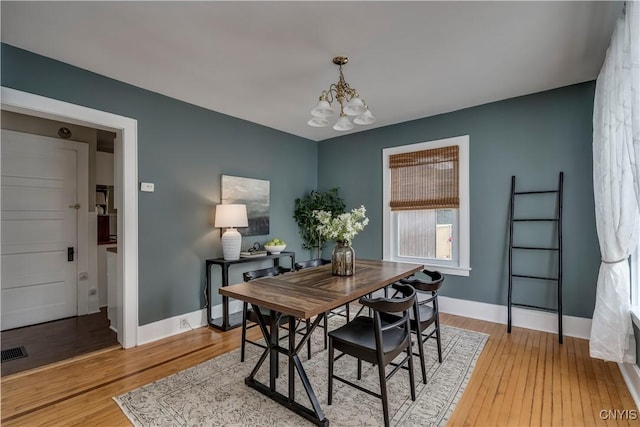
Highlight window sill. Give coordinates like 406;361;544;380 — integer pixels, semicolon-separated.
425;265;471;277
631;307;640;330
383;258;471;277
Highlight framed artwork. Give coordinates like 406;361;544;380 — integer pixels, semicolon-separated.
221;175;270;236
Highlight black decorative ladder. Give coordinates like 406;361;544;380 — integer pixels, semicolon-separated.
507;172;564;343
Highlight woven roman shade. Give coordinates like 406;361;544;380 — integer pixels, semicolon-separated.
389;145;459;210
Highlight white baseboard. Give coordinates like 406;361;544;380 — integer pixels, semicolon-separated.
438;296;592;340
137;309;208;345
138;296;591;345
137;301;245;345
619;362;640;411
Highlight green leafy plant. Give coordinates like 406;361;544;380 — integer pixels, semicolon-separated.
294;188;345;257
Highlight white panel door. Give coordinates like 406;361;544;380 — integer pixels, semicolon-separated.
1;130;78;330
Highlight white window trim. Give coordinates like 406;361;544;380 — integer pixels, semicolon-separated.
631;240;640;329
382;135;471;276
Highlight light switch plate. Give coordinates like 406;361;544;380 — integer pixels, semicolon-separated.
140;182;155;192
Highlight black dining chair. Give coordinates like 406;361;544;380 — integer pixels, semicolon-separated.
240;265;291;362
383;269;444;384
328;283;417;427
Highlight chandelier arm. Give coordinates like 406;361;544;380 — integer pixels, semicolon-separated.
325;85;339;104
317;90;329;104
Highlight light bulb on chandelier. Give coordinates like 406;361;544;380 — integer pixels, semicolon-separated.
307;56;375;131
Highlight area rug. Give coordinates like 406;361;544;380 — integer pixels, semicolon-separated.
115;322;488;426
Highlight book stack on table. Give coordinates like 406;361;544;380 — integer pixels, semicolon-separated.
240;250;267;257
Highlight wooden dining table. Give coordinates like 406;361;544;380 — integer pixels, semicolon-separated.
219;258;423;426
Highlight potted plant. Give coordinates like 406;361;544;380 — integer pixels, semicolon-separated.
293;188;345;258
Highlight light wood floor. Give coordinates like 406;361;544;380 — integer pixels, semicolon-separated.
1;313;637;426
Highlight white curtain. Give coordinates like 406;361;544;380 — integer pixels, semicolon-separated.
591;1;640;364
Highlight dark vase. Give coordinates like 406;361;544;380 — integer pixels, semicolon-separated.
332;240;355;276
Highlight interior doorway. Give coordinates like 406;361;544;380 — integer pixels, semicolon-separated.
0;124;122;375
1;86;139;350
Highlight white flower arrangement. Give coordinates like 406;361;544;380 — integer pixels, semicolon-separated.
314;205;369;244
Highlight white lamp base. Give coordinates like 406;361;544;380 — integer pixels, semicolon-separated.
221;228;242;260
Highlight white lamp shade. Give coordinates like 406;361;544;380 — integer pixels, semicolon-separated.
214;204;248;228
353;109;376;125
343;96;366;116
96;192;107;205
308;116;329;127
311;100;335;118
333;115;354;131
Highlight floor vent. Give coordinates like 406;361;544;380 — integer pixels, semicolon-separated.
1;346;28;362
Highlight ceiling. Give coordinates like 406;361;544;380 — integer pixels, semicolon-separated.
1;1;623;142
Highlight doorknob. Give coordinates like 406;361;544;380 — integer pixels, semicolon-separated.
69;204;81;210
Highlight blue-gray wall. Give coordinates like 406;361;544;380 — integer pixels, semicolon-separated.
1;44;318;325
317;82;599;319
2;43;600;323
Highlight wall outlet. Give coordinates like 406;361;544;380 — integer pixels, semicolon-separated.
140;182;155;192
180;318;189;329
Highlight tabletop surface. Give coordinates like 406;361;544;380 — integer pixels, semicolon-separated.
219;259;423;319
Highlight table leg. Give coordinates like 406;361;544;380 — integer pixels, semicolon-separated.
289;315;296;401
206;262;213;327
247;305;271;381
270;309;278;391
244;310;329;426
221;266;230;330
209;264;240;331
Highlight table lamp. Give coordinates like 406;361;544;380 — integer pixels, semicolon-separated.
215;204;248;260
95;191;107;215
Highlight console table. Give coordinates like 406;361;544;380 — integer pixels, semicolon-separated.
205;251;295;331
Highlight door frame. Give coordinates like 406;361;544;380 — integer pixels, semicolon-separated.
1;86;139;348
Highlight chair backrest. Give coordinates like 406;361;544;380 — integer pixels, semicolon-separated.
243;266;290;282
294;258;330;270
400;269;444;293
360;283;416;331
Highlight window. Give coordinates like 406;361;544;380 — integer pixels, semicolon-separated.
383;135;470;276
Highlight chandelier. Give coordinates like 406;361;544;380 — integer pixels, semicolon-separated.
307;56;376;131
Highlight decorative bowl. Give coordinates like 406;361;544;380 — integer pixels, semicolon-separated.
264;244;286;254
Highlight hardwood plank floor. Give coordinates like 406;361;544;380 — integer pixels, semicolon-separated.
1;313;637;426
1;308;119;376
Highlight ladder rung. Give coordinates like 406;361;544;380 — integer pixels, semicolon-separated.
512;302;558;312
514;190;559;195
513;218;558;222
512;246;559;251
512;274;559;281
